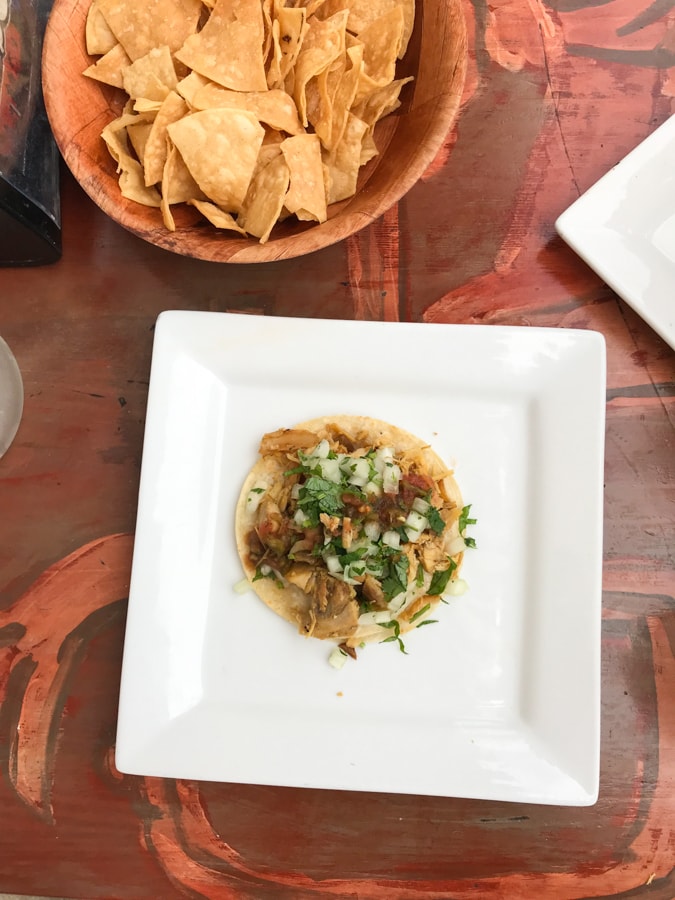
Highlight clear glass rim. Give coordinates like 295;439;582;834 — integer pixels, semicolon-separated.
0;336;24;458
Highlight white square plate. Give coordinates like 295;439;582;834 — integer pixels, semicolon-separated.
115;312;605;806
556;114;675;351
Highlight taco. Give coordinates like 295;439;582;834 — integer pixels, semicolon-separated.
235;415;472;655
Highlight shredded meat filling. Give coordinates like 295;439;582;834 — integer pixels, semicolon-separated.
258;428;319;455
301;569;360;639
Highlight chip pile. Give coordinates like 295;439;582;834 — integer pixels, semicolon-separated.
83;0;415;243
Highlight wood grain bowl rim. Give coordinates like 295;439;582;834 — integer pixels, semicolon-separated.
42;0;468;263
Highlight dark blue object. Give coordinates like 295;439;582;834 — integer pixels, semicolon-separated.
0;0;61;265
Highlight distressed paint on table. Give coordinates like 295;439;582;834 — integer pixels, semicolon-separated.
1;0;674;897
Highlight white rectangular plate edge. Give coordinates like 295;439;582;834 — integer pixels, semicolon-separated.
115;312;606;806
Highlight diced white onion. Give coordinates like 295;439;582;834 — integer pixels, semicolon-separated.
349;474;368;487
412;497;430;515
328;646;348;669
405;510;428;531
346;457;371;486
245;483;266;513
347;536;374;556
364;520;381;541
364;480;382;496
358;610;392;626
291;483;301;500
445;535;467;556
319;457;341;483
445;577;469;596
381;529;400;549
324;554;342;574
294;508;310;526
259;564;272;576
383;462;401;495
404;510;428;541
233;577;251;594
341;564;360;584
312;439;330;459
374;447;394;471
389;597;406;613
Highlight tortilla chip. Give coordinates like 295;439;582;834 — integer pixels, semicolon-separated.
175;0;268;92
239;154;290;243
175;71;210;106
281;133;327;222
327;42;363;150
102;115;161;206
191;84;303;134
293;10;348;127
127;119;153;164
122;45;178;101
97;0;202;61
254;140;284;178
163;141;204;204
262;0;274;61
293;0;328;14
313;0;353;16
344;0;414;59
160;140;205;230
83;43;131;89
358;7;405;88
143;91;189;186
305;38;362;149
168;108;265;211
352;76;412;130
188;199;248;233
323;111;367;203
267;3;308;89
85;0;117;55
359;128;378;166
304;54;340;146
133;98;162;115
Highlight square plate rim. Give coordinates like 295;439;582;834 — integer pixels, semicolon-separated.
555;113;675;351
115;311;606;806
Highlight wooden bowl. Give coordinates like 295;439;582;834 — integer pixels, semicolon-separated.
42;0;467;263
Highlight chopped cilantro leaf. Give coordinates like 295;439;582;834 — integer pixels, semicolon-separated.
463;536;477;549
381;553;409;602
379;619;408;654
298;475;344;521
340;547;369;565
428;559;457;596
409;602;431;623
459;504;477;533
426;505;445;535
250;487;265;494
395;526;410;544
393;554;409;585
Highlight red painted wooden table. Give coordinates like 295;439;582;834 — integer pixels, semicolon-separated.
1;1;674;896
